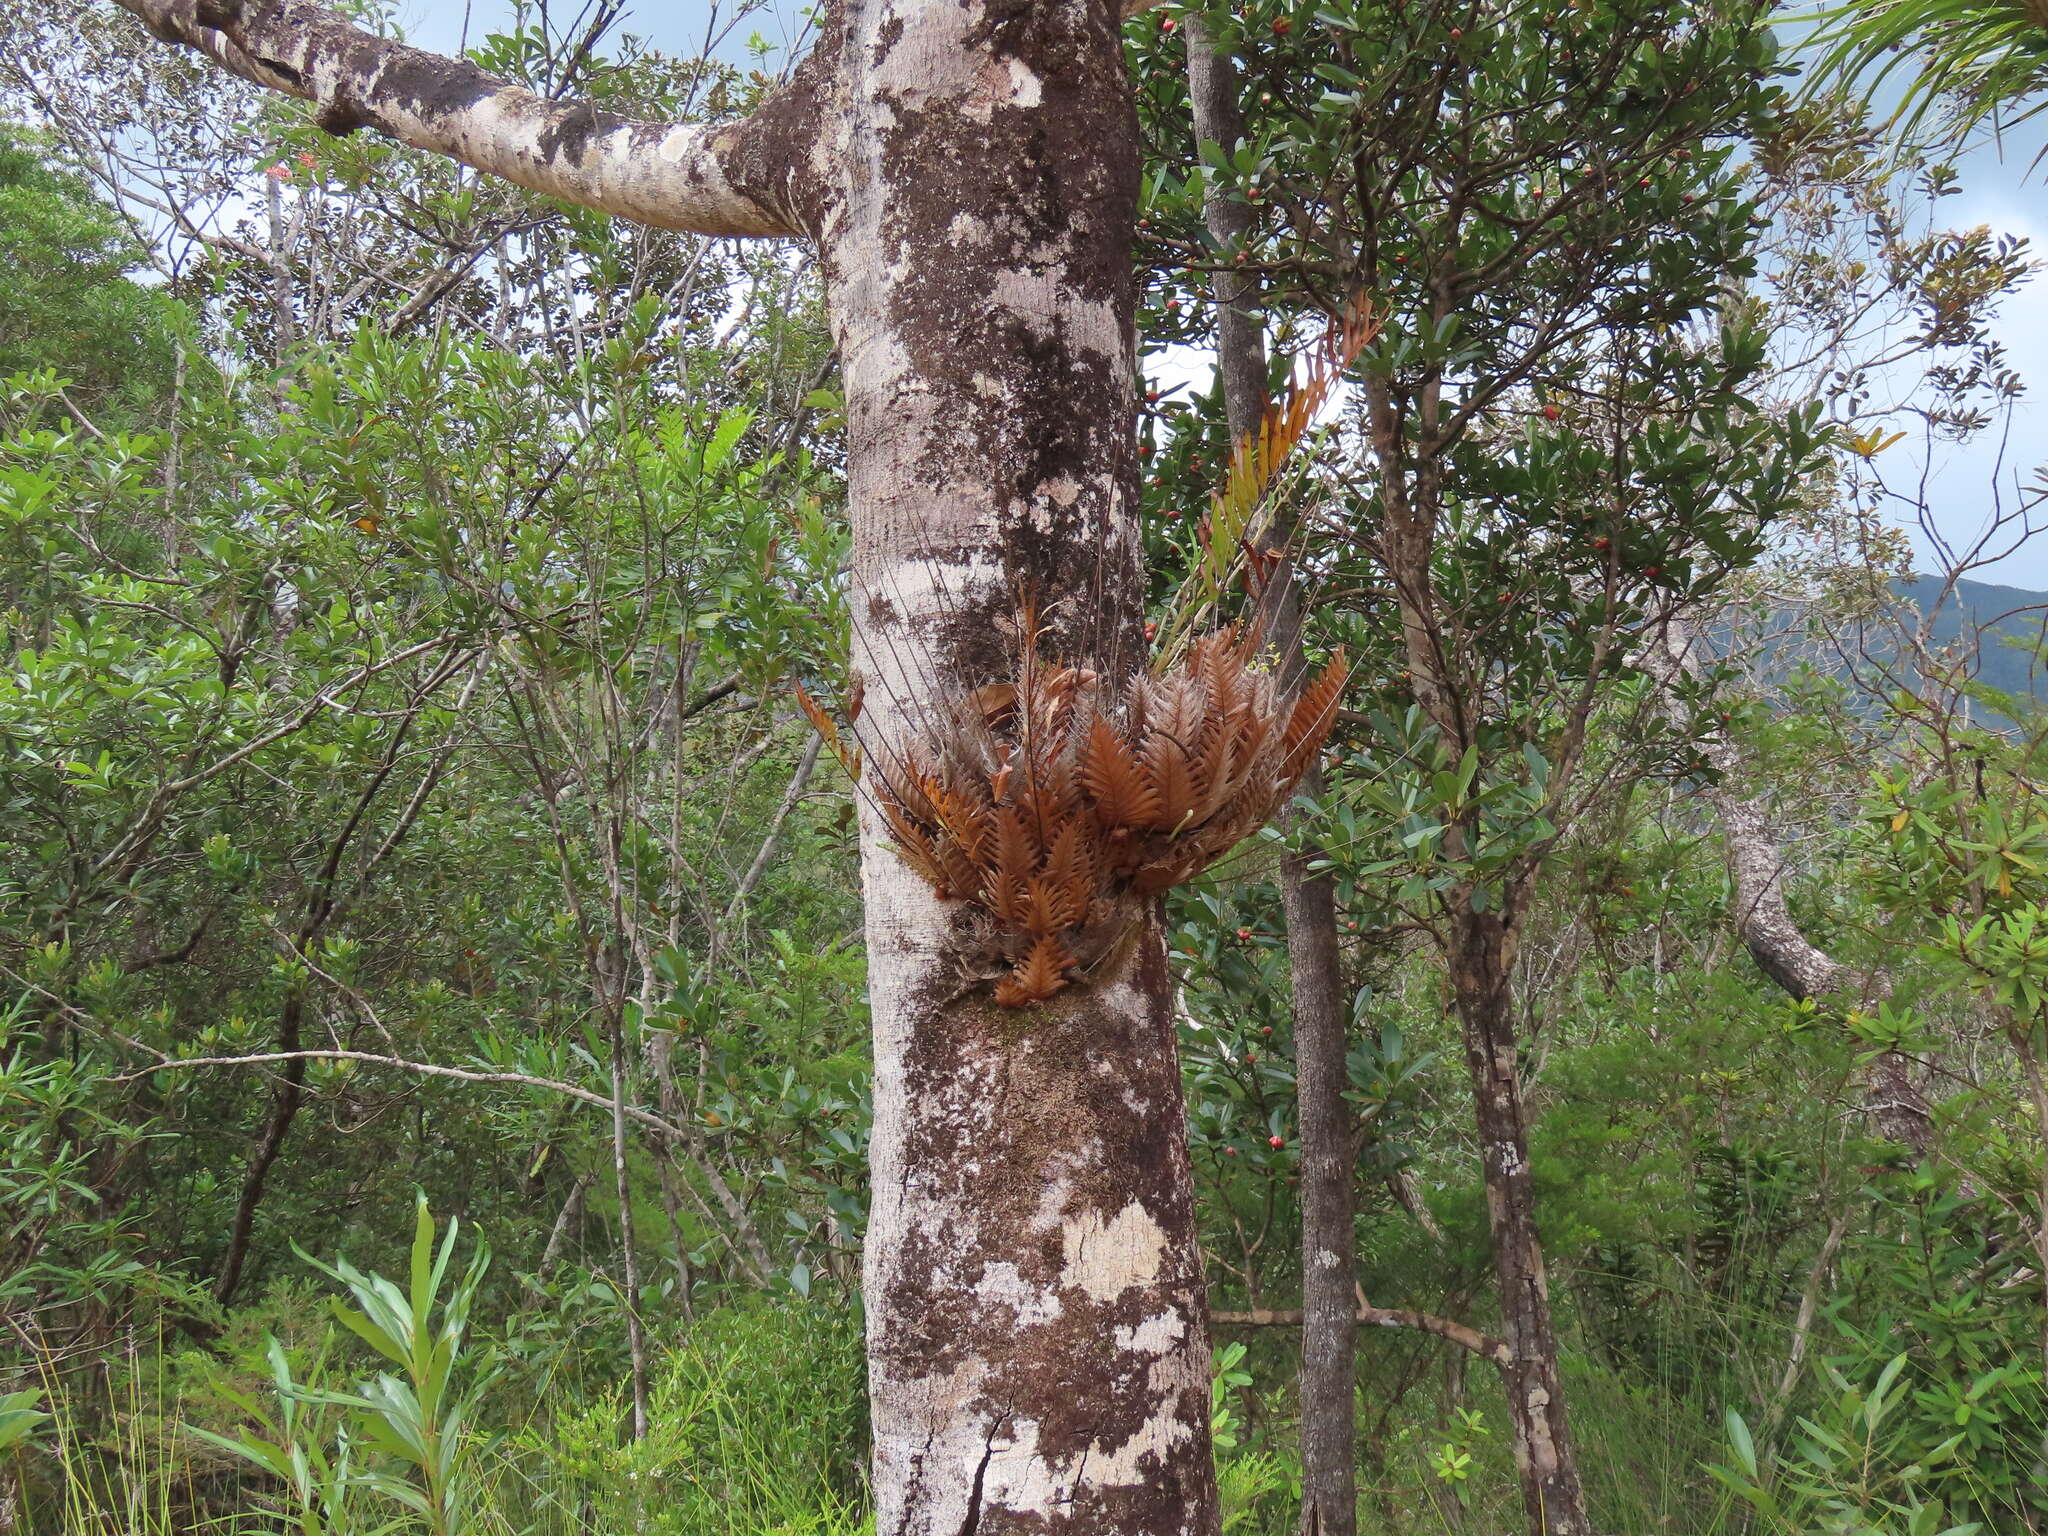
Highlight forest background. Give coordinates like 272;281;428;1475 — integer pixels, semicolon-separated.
2;0;2047;1531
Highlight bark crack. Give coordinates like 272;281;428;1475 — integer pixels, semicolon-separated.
958;1412;1010;1536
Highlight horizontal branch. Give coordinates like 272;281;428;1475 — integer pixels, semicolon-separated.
114;1048;693;1142
1213;1305;1510;1365
111;0;802;238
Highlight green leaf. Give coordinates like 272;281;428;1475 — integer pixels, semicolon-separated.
1724;1406;1758;1477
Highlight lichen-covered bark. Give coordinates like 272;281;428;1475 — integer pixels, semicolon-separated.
813;0;1217;1528
109;0;809;235
860;946;1216;1535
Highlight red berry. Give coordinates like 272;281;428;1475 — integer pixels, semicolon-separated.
1542;403;1561;421
1449;26;1463;37
1160;15;1177;31
1259;91;1273;104
1638;177;1651;189
1139;442;1154;457
1268;1135;1285;1149
1681;193;1695;204
1246;1051;1258;1063
1271;16;1292;33
1236;927;1252;940
1645;565;1661;578
1166;298;1181;311
1594;537;1611;552
1262;1026;1273;1036
1224;1146;1238;1156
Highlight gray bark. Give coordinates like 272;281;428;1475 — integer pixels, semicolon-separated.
1182;29;1358;1530
111;0;805;235
538;1171;594;1283
1448;913;1592;1536
1183;17;1266;429
832;0;1215;1522
1283;846;1356;1536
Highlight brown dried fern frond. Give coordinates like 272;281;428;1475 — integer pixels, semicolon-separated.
836;621;1347;1006
1152;296;1378;664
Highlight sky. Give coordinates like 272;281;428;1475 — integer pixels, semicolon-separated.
391;0;2048;587
1894;148;2048;587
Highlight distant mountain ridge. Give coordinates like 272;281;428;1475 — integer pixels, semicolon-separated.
1892;574;2048;702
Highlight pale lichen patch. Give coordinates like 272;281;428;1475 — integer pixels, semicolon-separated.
973;1260;1063;1327
1039;474;1082;507
1029;1169;1074;1232
1080;1396;1194;1486
1060;1199;1168;1302
1004;57;1044;107
1113;1309;1186;1355
979;1416;1065;1516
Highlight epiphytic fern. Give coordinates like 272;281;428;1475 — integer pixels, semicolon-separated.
856;621;1346;1006
803;301;1366;1007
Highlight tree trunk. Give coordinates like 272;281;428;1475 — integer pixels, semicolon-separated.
1282;846;1358;1536
1182;31;1356;1531
1183;16;1268;428
826;0;1218;1529
213;990;306;1305
537;1170;594;1284
1364;361;1592;1535
1447;909;1591;1536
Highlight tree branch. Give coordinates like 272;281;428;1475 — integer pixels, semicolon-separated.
114;1048;693;1141
1645;612;1936;1158
109;0;806;237
1212;1304;1510;1365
